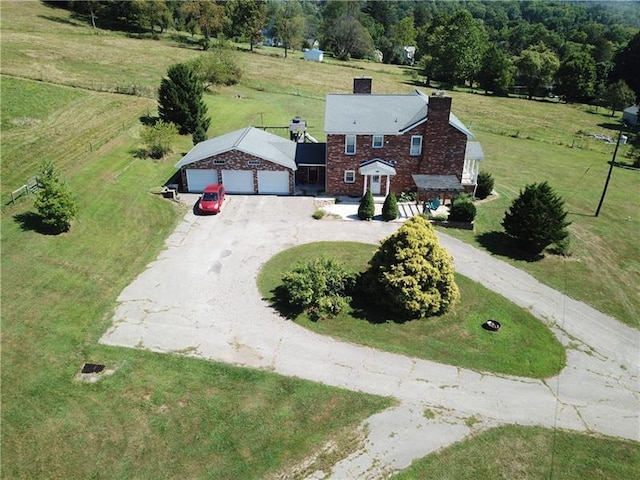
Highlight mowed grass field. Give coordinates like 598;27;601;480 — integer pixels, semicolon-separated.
1;1;638;478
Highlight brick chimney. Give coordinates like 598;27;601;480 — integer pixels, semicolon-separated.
428;91;452;123
353;77;372;94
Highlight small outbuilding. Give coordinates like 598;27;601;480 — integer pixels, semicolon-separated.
175;127;297;194
623;105;638;126
303;48;324;62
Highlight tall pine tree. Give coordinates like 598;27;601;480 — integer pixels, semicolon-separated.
158;63;210;135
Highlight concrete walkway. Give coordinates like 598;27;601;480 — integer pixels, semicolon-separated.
101;195;639;479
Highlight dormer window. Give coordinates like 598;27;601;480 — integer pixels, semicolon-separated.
410;135;423;156
345;135;356;155
372;135;384;148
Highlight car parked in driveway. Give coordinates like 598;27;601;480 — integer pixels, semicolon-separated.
198;184;226;214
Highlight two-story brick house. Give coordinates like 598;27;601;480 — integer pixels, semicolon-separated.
323;78;482;199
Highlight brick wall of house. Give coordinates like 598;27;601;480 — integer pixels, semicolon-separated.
325;118;467;196
180;150;294;193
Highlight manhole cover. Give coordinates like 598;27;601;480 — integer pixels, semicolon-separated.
81;363;105;374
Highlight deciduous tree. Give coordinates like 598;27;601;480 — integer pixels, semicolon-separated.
140;120;178;158
478;44;515;95
228;0;266;51
273;0;305;58
515;42;560;99
610;31;640;102
555;50;597;102
604;79;636;116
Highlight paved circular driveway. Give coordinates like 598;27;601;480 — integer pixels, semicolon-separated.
101;195;639;479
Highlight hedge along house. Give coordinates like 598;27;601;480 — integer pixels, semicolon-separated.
175;126;297;194
324;78;482;200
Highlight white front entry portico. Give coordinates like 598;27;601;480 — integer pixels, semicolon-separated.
358;159;397;196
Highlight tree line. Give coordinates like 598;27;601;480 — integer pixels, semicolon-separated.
54;1;639;105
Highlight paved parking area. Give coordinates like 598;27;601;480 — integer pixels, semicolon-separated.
101;195;639;479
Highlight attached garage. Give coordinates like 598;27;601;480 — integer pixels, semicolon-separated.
258;171;290;194
185;169;218;193
222;170;254;193
175;127;297;195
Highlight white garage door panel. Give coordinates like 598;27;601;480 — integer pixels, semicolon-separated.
186;169;218;192
258;171;290;194
222;170;254;193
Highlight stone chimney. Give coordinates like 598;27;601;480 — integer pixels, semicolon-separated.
353;77;372;94
428;91;452;123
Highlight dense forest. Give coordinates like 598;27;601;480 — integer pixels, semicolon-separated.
51;0;639;105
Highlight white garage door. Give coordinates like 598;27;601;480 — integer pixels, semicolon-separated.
222;170;254;193
185;169;218;192
257;171;290;194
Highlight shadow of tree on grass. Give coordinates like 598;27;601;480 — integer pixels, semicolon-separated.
476;231;543;262
13;211;58;235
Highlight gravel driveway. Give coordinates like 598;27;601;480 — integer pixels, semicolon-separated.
101;195;639;479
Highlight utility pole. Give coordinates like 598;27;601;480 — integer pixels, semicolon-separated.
595;125;624;217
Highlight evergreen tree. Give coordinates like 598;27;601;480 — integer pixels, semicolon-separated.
381;192;398;221
448;194;476;223
193;124;207;145
502;181;571;255
34;160;78;234
362;215;459;319
475;171;494;199
358;190;375;220
158;63;210;135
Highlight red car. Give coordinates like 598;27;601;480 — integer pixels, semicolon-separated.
198;184;226;214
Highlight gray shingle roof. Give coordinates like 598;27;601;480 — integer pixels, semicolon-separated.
324;89;473;138
465;141;484;160
175;127;297;170
412;174;464;191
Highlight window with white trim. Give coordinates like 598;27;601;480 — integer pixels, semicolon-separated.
410;135;423;156
345;135;356;155
344;170;355;183
213;159;226;165
247;160;261;167
372;135;384;148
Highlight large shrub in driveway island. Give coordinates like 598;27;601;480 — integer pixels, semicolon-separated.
361;215;459;319
281;256;356;321
502;181;571;255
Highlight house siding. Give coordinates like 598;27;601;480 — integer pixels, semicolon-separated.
180;150;294;194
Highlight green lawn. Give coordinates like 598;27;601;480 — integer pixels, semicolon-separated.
257;242;566;379
393;425;640;480
0;78;392;478
1;2;637;477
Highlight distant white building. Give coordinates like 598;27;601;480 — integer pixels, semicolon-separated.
303;48;324;62
623;105;638;126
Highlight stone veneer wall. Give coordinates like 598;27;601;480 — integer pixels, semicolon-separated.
180;150;294;194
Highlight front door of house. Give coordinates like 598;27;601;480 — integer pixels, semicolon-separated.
371;175;381;195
